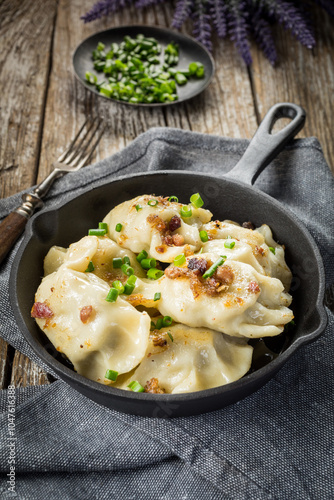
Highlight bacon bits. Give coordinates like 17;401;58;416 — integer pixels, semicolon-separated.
168;215;181;232
172;233;184;246
31;302;54;319
248;281;260;293
187;257;208;275
242;221;255;230
216;265;234;285
80;305;93;324
144;378;165;394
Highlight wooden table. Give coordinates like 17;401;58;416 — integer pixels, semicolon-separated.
1;0;333;390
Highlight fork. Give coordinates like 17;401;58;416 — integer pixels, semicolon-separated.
0;118;104;265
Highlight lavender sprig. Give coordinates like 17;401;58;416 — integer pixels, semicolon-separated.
81;0;334;65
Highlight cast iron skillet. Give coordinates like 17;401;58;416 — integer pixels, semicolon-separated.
10;103;327;418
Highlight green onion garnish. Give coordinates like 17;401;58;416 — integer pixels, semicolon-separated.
123;256;131;265
202;256;227;279
113;257;123;268
127;275;137;286
85;261;95;273
269;247;276;254
156;318;163;329
88;228;107;236
121;264;134;276
115;223;123;232
147;268;164;280
141;257;157;269
148;199;158;207
135;204;142;211
199;230;209;243
99;222;108;231
106;288;119;302
105;369;118;381
150;320;156;329
167;331;174;342
112;280;125;294
136;250;148;263
162;316;173;327
168;196;178;202
154;292;161;301
224;240;235;249
123;284;135;295
128;380;145;392
174;254;186;266
180;205;192;218
190;193;204;208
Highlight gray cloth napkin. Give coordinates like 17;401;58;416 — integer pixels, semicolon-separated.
0;128;333;500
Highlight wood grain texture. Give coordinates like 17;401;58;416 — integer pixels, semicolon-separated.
0;0;58;197
10;352;50;388
0;211;28;265
250;6;334;171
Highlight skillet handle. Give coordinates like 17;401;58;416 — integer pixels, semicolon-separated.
226;103;306;185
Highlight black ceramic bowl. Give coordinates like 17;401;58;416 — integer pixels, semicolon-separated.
73;25;215;107
10;104;327;417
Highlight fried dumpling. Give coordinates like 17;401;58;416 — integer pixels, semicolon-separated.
103;195;212;262
117;324;253;394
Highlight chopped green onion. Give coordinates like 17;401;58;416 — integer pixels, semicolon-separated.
162;316;173;327
224;240;235;249
190;193;204;208
136;250;148;263
199;230;209;243
99;222;108;231
135;204;142;211
202;256;227;279
167;331;174;342
168;196;178;203
123;255;131;265
147;268;164;280
106;288;119;302
85;261;95;273
115;223;123;232
156;317;163;329
141;258;157;269
88;228;107;236
128;380;145;392
121;264;134;276
269;247;276;254
123;283;135;295
113;257;123;269
112;280;125;294
180;205;192;218
154;292;161;301
174;254;186;266
148;199;158;207
105;369;118;381
126;275;137;286
150;320;156;329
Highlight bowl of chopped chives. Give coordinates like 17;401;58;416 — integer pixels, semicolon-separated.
73;25;215;106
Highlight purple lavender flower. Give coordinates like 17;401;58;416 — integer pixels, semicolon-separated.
81;0;130;22
172;0;196;29
227;0;252;65
209;0;228;38
250;9;277;65
192;0;213;51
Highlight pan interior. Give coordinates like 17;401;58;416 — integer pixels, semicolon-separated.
11;171;325;412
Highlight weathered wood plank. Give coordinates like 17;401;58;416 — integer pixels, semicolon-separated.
0;0;58;389
250;6;334;171
10;352;50;388
0;0;58;196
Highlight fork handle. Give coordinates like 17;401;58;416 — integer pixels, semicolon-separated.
0;193;43;265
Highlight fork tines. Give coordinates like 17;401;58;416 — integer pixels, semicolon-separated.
57;118;104;169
